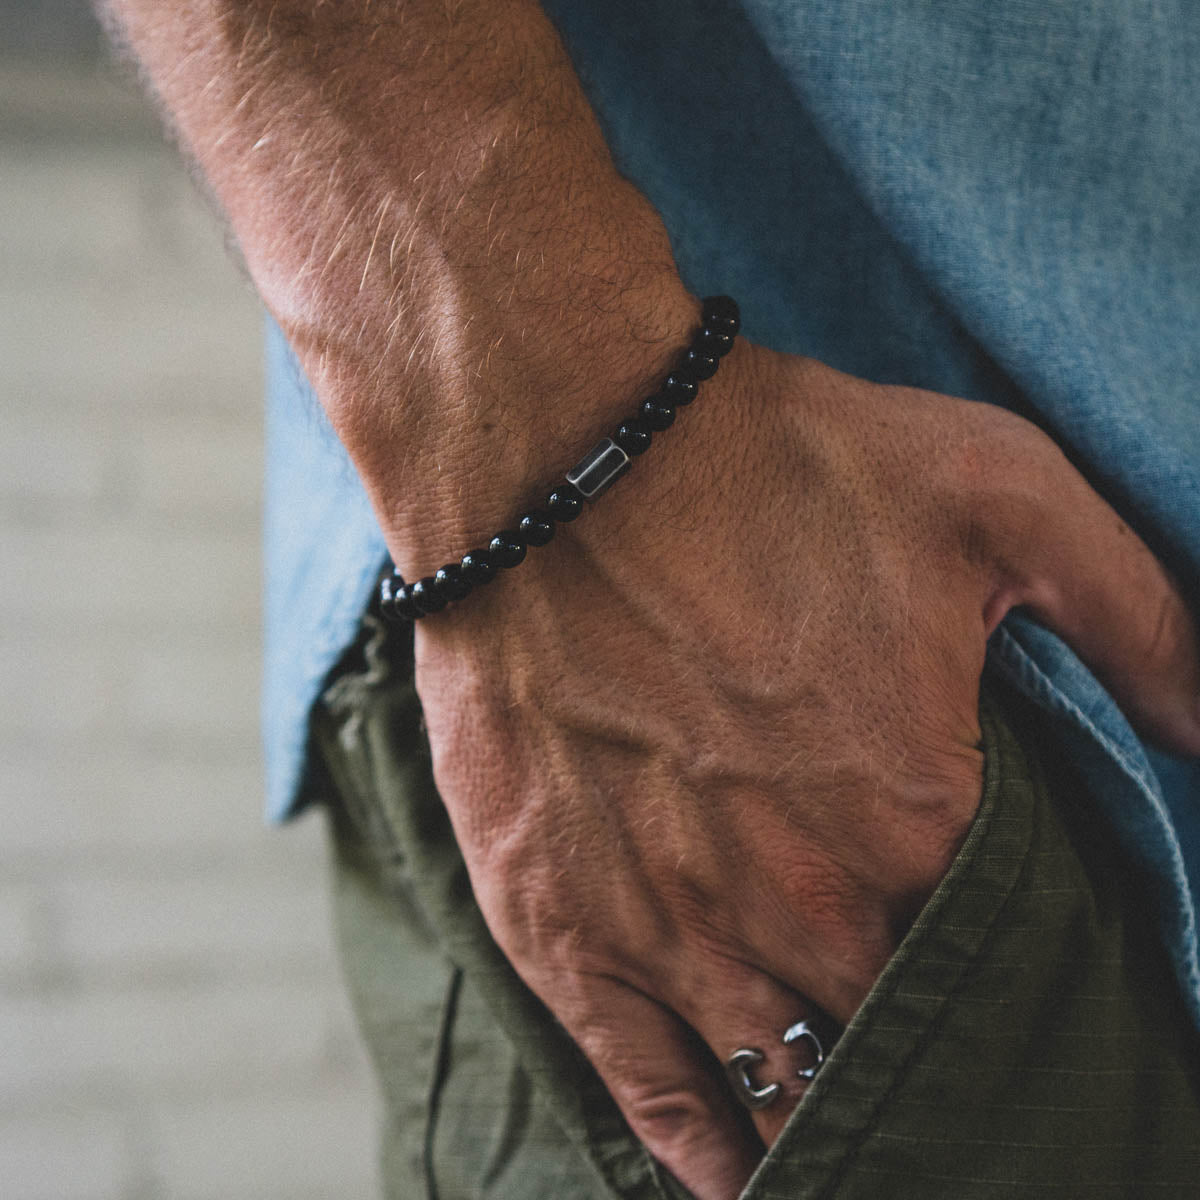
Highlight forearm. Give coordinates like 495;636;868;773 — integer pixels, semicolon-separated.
102;0;696;567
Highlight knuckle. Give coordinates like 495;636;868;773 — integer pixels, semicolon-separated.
939;405;1075;576
771;859;890;972
490;893;586;972
947;402;1060;498
621;1080;724;1153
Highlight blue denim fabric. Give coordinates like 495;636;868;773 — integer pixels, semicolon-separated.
262;1;1200;1023
262;326;387;816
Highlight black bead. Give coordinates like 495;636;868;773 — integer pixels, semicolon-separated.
411;576;447;615
379;572;402;608
379;574;414;622
660;371;698;406
434;562;473;603
393;582;422;620
546;484;584;522
640;396;676;431
680;345;720;381
614;420;652;456
702;294;741;336
461;549;498;585
695;326;735;358
489;530;528;568
519;511;555;546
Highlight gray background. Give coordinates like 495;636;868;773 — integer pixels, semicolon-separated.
2;4;382;1196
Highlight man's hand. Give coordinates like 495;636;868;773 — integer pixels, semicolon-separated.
101;2;1200;1197
412;340;1200;1198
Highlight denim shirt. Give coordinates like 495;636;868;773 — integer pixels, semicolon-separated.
263;1;1200;1023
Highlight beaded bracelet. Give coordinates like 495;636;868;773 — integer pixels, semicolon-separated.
378;294;740;622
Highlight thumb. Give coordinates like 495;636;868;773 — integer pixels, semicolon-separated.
983;436;1200;757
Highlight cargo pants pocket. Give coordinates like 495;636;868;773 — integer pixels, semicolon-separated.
738;685;1200;1200
310;610;1200;1200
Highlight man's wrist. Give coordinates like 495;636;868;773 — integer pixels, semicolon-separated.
335;275;703;578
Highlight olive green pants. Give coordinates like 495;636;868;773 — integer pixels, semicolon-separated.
309;613;1200;1199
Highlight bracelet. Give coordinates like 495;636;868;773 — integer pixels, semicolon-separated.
379;294;740;622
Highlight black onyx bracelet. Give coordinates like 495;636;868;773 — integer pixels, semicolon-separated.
378;294;740;622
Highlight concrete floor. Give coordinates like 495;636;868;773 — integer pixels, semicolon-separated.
1;62;381;1199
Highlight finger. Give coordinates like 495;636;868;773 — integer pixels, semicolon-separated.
982;440;1200;756
673;961;830;1147
558;974;762;1200
741;867;899;1028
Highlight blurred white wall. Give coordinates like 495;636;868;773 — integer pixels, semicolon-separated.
1;12;381;1198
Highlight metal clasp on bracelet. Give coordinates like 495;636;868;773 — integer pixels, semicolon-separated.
566;437;631;500
376;296;740;621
